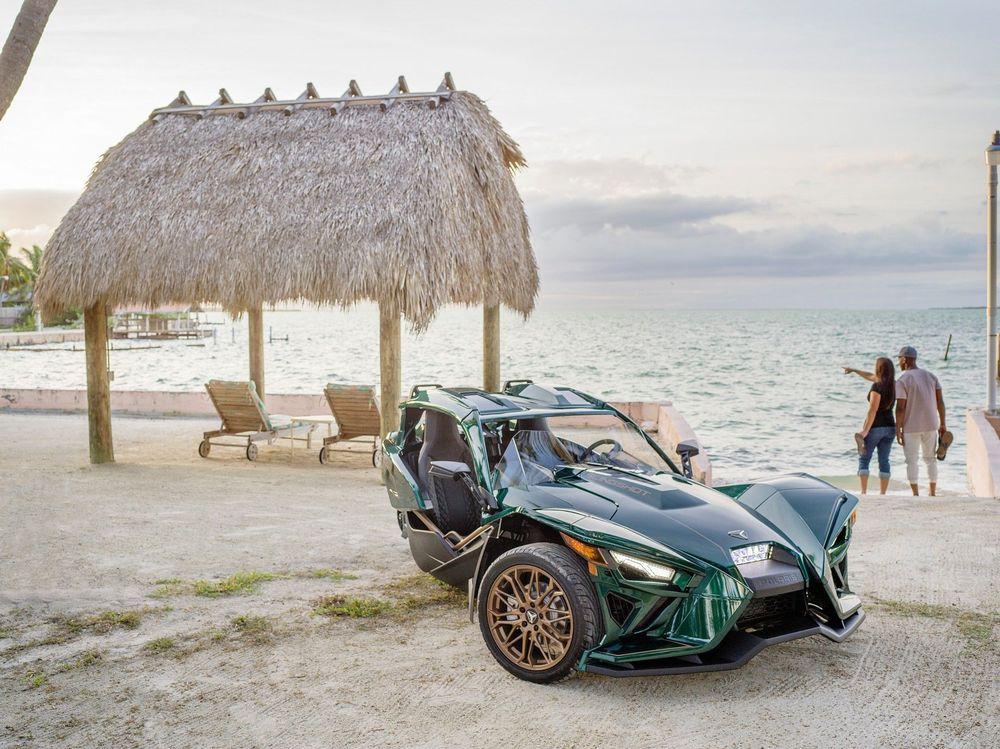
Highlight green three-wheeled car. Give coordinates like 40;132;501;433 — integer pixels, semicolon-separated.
382;381;864;683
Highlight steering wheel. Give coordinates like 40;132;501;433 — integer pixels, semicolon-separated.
583;438;622;462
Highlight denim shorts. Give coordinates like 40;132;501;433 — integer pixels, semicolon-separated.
858;426;895;478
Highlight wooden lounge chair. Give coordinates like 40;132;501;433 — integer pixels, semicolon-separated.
319;384;382;467
199;380;302;461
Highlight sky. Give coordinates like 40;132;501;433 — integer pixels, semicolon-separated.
1;0;998;308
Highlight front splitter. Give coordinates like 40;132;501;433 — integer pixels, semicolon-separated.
584;609;865;677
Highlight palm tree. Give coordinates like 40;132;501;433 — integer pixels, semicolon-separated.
0;0;58;121
0;232;25;298
1;237;47;327
1;234;41;299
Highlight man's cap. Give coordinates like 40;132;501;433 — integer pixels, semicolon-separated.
898;345;918;359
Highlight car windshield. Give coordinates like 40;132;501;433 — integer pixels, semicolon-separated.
490;413;677;489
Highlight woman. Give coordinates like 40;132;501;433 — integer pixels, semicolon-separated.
844;357;896;494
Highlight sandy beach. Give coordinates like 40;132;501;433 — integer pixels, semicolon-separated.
1;411;997;748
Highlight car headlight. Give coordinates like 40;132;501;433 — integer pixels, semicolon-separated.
731;543;771;566
609;550;677;582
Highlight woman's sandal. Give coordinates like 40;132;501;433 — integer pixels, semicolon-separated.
936;430;954;461
854;433;866;456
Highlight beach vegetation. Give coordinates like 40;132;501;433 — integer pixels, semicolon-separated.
58;648;103;671
24;669;47;689
151;568;358;599
231;615;273;644
143;637;176;653
870;596;997;651
306;568;359;582
383;574;464;616
55;608;145;634
313;595;390;619
313;574;464;622
192;571;284;597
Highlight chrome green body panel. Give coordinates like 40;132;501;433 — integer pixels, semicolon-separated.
584;567;751;665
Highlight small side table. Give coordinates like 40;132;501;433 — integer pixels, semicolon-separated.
289;415;337;454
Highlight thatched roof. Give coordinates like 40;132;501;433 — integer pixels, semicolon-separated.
36;75;537;328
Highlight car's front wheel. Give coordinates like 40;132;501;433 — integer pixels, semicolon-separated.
477;543;603;683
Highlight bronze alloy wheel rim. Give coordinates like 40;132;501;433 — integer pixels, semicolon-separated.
486;564;574;670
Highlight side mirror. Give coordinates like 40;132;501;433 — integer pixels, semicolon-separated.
676;440;700;479
676;441;700;459
428;460;473;480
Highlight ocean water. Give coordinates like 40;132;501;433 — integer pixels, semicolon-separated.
1;306;983;491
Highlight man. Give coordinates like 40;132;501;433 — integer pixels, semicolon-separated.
894;345;949;496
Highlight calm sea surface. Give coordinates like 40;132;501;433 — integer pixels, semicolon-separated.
1;306;984;491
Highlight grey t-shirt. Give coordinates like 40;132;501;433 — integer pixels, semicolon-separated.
896;368;942;433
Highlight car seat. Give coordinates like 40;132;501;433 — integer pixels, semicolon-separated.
417;410;480;536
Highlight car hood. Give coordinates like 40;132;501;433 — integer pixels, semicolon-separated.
519;466;788;569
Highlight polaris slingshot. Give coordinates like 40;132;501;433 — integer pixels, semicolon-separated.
382;381;864;683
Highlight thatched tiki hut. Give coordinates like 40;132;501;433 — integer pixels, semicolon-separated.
35;74;537;464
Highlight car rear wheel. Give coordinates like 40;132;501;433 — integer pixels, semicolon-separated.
478;543;603;683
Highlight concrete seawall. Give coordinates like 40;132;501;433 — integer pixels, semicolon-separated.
966;407;1000;498
0;329;85;347
0;388;712;485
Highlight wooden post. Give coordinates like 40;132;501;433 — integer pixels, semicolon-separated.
379;303;402;440
483;303;500;392
84;302;114;464
248;306;265;399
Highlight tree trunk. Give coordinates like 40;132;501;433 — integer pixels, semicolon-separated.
248;306;265;400
483;303;500;392
0;0;58;121
84;301;114;464
379;303;401;440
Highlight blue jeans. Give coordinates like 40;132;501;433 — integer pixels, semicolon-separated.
858;426;894;478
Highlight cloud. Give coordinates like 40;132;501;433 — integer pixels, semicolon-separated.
531;214;978;283
519;158;760;235
522;161;979;294
823;152;945;175
923;79;1000;98
518;158;706;198
529;193;759;233
0;190;78;248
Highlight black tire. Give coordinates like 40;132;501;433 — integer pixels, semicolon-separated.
431;477;480;536
245;443;258;461
372;447;382;469
198;440;211;458
318;446;329;465
477;542;603;683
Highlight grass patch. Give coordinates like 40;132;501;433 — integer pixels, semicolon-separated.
232;614;271;634
384;574;465;615
870;596;998;651
193;571;285;598
313;574;464;622
231;615;274;645
58;649;103;671
149;579;186;599
25;669;47;690
313;595;391;619
55;608;147;635
143;637;176;653
306;568;359;582
3;607;166;658
150;567;359;599
208;628;228;643
2;631;72;656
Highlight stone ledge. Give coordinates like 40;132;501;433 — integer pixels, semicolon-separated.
965;407;1000;498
